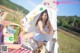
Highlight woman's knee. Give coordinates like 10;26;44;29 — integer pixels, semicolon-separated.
37;41;43;48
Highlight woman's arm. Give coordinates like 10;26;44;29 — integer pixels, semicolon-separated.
48;21;55;35
37;20;49;35
48;21;53;31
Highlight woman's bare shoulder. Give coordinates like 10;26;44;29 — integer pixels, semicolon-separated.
38;20;42;24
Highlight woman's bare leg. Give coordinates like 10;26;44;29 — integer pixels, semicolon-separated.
19;31;34;44
23;32;34;39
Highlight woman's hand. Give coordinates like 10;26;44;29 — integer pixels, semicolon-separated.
48;31;54;35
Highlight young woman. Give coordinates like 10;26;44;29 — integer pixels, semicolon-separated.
33;10;54;45
32;10;54;53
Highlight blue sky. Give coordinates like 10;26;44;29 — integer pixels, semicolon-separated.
10;0;80;16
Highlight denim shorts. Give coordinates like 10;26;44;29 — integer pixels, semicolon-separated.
33;32;53;42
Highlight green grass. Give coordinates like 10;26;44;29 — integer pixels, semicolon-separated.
58;29;80;53
0;6;25;24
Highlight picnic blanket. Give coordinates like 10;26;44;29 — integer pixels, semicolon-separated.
8;48;32;53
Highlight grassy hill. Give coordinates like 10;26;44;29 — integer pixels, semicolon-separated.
58;29;80;53
0;0;29;14
0;0;29;24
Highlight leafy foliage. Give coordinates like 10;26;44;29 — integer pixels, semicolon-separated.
58;15;80;33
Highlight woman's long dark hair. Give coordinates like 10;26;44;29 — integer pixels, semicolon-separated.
36;10;49;28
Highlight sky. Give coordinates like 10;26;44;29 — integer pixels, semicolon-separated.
10;0;80;16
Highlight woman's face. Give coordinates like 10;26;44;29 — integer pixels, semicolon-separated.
42;12;48;22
